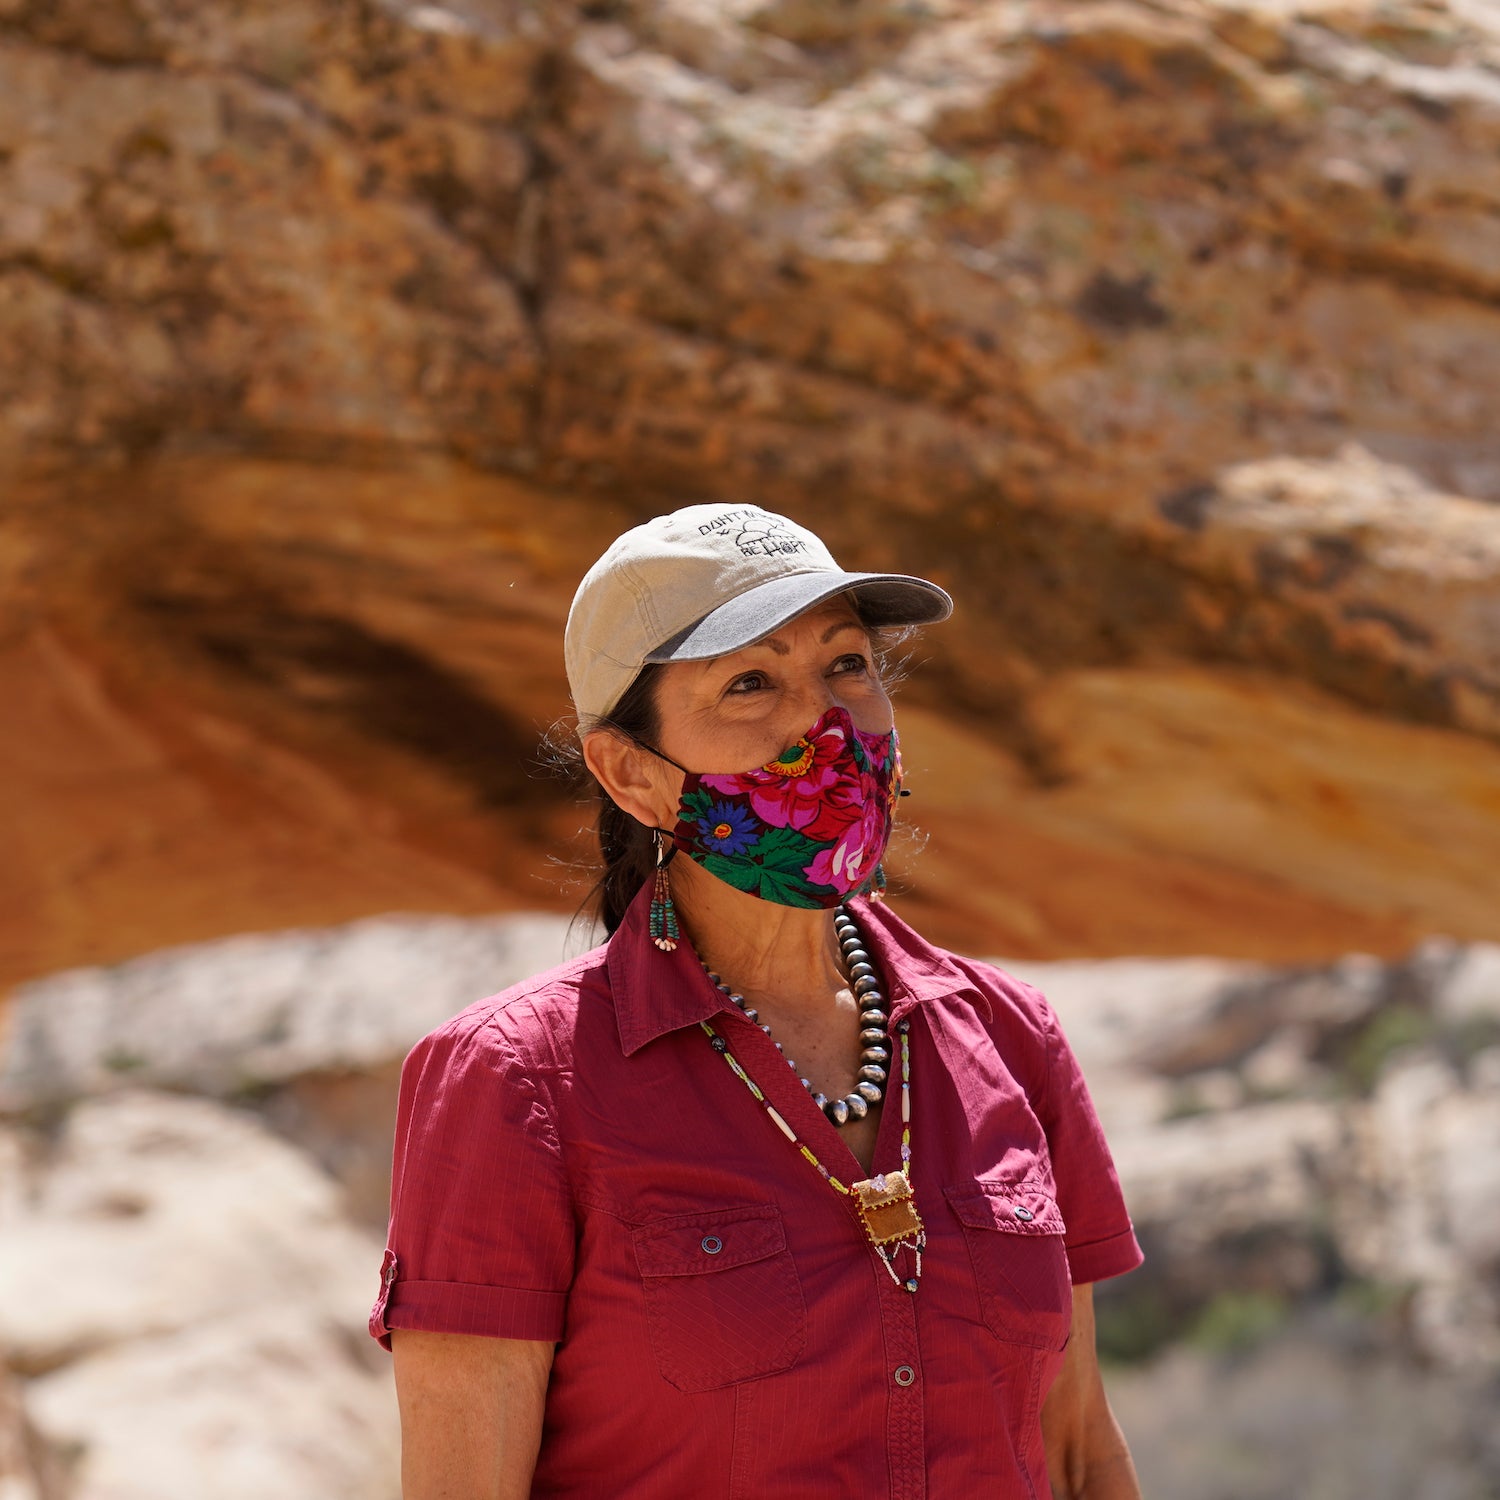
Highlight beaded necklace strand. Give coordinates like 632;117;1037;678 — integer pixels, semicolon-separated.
697;905;926;1292
702;908;893;1127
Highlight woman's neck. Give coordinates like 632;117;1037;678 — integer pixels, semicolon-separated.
669;858;848;1014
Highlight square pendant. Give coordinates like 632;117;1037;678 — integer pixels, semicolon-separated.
852;1170;925;1246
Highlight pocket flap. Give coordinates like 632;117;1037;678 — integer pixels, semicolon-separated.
946;1182;1067;1237
633;1206;786;1278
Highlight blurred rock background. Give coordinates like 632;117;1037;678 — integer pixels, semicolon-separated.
2;0;1498;1493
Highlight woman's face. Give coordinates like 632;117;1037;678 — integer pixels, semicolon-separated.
642;594;892;813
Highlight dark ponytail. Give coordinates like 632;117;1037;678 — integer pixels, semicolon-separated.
563;664;666;936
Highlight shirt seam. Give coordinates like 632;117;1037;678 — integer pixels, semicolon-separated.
390;1020;572;1260
494;1022;585;1285
574;1193;785;1228
389;1062;418;1241
395;1275;568;1295
1040;994;1058;1127
1063;1222;1139;1253
616;556;662;651
477;1014;566;1160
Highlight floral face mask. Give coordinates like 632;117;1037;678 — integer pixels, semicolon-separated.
648;705;903;909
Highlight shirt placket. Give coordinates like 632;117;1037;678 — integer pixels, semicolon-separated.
876;1258;926;1500
733;1004;933;1500
873;1000;927;1500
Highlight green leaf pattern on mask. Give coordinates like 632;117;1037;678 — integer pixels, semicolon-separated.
698;825;835;907
668;708;899;911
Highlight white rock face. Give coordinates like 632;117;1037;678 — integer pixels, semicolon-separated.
1112;1100;1344;1247
0;911;587;1498
0;1092;396;1500
0;1092;379;1371
27;1309;400;1500
1435;943;1500;1023
0;1363;60;1500
1107;1334;1496;1500
1339;1055;1500;1370
993;951;1384;1080
1015;939;1500;1376
989;955;1262;1077
0;912;580;1112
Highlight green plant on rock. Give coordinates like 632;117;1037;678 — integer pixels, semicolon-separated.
1188;1289;1290;1357
923;153;982;211
1093;1282;1185;1367
1339;1004;1435;1095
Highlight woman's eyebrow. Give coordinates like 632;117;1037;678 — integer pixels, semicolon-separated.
749;617;866;658
821;620;868;644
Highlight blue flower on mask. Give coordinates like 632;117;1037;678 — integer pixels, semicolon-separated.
697;800;761;856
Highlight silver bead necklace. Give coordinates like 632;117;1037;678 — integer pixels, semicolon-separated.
700;907;891;1128
697;906;927;1292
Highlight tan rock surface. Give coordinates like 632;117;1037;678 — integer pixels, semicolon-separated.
0;1091;398;1500
26;1310;400;1500
0;1364;65;1500
0;911;578;1113
0;1091;380;1371
2;0;1500;983
1007;932;1500;1374
894;672;1500;960
1108;1334;1498;1500
0;910;581;1225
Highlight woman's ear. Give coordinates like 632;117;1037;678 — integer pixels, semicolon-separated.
582;731;674;830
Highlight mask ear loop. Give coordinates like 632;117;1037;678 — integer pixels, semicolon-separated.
634;739;691;776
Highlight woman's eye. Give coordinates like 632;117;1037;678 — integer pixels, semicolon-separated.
831;653;870;676
726;672;769;695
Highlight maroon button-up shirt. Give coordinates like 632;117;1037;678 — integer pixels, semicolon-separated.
373;888;1142;1498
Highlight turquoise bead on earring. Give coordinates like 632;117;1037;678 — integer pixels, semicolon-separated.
649;831;680;951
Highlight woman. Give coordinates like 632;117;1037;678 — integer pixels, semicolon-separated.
373;504;1144;1499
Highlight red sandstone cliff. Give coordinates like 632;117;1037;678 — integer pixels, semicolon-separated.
3;0;1500;986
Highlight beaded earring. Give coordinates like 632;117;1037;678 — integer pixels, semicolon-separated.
867;863;888;902
649;831;680;951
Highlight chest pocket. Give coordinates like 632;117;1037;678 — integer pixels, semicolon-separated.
946;1182;1073;1352
632;1205;806;1393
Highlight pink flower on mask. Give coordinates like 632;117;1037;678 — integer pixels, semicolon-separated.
700;717;855;833
805;796;888;891
673;705;900;906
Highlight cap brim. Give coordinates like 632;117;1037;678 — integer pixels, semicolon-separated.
644;571;953;664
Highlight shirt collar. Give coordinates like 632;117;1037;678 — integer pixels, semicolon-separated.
609;882;735;1056
848;894;993;1028
608;883;990;1058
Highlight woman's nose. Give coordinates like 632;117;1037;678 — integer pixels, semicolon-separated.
786;671;842;721
804;677;843;714
781;671;888;737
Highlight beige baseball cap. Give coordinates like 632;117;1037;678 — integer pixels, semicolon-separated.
565;503;952;724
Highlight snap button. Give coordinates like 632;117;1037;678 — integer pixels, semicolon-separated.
701;1235;723;1255
893;1364;916;1387
1014;1205;1034;1222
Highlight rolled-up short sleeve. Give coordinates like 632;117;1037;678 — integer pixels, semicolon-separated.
1036;998;1144;1286
370;1012;573;1350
